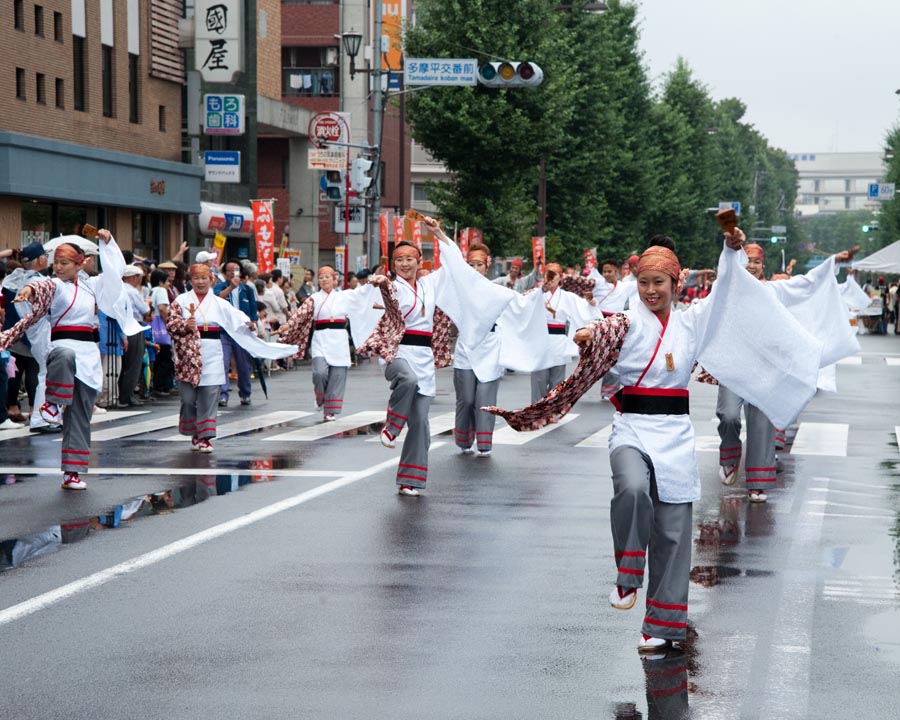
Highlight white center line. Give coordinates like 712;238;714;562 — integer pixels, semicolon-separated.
0;455;402;627
790;422;849;456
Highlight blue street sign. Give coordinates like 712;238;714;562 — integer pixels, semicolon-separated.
868;183;879;199
718;201;741;216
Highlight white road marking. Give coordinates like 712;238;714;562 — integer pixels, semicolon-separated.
0;455;404;627
160;411;312;442
836;355;862;365
575;424;611;448
790;422;849;456
364;412;456;443
807;511;897;520
74;414;183;441
267;411;384;441
493;413;579;445
0;410;147;442
885;357;900;366
895;426;900;452
807;499;894;515
811;477;896;491
0;466;346;478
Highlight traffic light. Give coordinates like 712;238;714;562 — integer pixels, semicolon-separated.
770;235;787;244
477;61;544;88
324;169;344;201
862;225;870;233
350;157;373;194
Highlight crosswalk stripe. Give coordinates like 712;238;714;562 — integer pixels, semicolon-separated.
790;422;849;456
160;411;313;442
895;426;900;453
885;357;900;366
266;411;384;442
836;355;862;365
807;499;893;515
72;414;183;442
0;410;148;443
575;424;611;448
493;413;579;445
364;412;457;443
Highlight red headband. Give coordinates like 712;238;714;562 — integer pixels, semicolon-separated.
744;243;764;260
54;243;85;263
637;246;681;281
188;263;212;278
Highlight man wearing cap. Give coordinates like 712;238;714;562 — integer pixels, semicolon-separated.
194;250;224;283
117;266;151;407
492;258;539;293
1;242;59;433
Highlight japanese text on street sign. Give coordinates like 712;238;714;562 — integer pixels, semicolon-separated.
195;0;243;83
377;0;406;90
203;94;244;135
308;148;346;170
204;151;240;183
308;112;351;149
334;204;367;235
405;58;478;86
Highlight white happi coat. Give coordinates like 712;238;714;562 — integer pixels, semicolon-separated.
588;270;638;313
309;284;380;367
42;238;143;391
539;287;602;368
454;326;502;383
608;301;707;503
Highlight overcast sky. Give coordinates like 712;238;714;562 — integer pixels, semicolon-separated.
635;0;900;153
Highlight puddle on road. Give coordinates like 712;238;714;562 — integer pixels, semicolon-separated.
0;455;304;573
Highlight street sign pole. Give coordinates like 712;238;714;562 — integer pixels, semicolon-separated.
369;1;384;272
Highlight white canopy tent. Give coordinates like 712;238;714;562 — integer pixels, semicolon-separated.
851;239;900;273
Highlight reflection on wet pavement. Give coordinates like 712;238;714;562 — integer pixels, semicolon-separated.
0;465;284;573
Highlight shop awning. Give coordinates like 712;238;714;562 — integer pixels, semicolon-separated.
198;202;254;238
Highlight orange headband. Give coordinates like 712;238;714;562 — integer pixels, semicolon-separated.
188;263;211;278
637;246;681;281
744;243;764;260
393;243;421;259
54;243;85;263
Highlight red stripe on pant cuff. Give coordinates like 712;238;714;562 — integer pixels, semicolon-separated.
618;567;644;576
644;617;687;629
397;473;426;482
64;460;89;466
747;477;777;482
647;599;688;612
399;462;427;471
47;382;75;388
651;681;689;698
615;550;646;558
745;467;775;472
386;409;408;421
62;449;90;455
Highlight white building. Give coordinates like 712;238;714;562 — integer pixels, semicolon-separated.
792;152;887;217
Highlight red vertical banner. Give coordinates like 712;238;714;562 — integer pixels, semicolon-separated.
584;247;597;271
379;212;389;259
393;215;404;245
252;200;275;273
433;236;441;269
532;237;545;274
469;228;483;244
412;222;423;252
459;228;470;256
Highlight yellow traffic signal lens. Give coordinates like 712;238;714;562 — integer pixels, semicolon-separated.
498;63;516;81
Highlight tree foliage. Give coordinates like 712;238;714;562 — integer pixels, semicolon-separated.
404;0;799;270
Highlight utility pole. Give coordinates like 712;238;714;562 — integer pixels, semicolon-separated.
536;159;547;236
369;2;384;271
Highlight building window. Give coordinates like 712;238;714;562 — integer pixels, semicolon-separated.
158;105;166;131
73;36;86;111
128;53;139;123
34;5;44;36
845;178;852;192
54;11;62;41
14;1;24;31
55;78;64;108
281;47;339;97
36;73;46;104
102;45;114;117
16;68;26;100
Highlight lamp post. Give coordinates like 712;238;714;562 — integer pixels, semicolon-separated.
341;12;384;272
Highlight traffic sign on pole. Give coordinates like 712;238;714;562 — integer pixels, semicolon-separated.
718;201;741;216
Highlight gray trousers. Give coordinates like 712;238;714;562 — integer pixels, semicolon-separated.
453;368;499;452
178;382;219;439
118;331;145;404
716;384;777;491
531;363;566;404
46;346;98;473
610;446;692;641
312;356;348;416
384;359;432;489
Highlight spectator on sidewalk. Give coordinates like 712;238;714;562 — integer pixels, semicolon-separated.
117;266;150;407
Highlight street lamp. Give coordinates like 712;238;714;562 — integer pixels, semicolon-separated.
341;30;365;79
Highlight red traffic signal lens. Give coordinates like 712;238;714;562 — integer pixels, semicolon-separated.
518;62;535;80
325;170;342;183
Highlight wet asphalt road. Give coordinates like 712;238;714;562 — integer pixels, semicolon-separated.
1;334;899;719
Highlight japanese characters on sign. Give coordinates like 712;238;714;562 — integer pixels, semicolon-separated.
203;94;245;135
405;58;478;86
252;200;275;274
195;0;243;83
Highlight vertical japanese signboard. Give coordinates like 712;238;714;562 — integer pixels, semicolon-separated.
393;215;404;245
532;237;545;274
412;222;423;253
195;0;243;83
459;228;469;256
380;212;390;259
584;247;597;271
334;246;347;288
252;201;275;274
377;1;406;90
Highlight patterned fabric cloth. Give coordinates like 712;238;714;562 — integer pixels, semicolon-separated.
0;279;55;350
356;280;454;368
278;296;315;358
432;308;453;369
357;281;405;363
695;366;719;385
165;299;203;388
484;313;631;430
560;276;596;296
